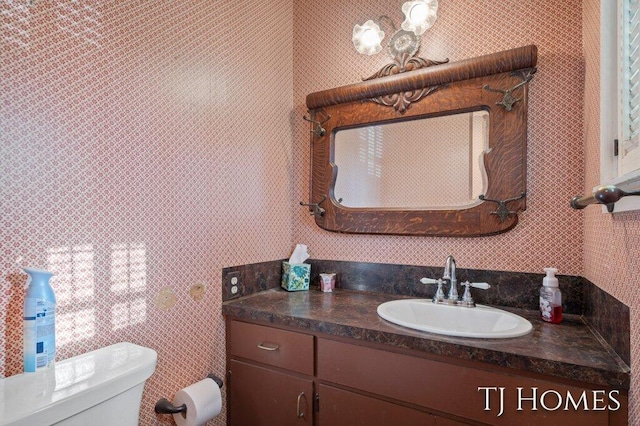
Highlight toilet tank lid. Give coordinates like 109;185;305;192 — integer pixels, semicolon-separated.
0;342;157;426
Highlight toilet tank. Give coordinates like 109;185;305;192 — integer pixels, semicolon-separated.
0;342;157;426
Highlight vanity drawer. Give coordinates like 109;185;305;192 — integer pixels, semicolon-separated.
228;321;314;375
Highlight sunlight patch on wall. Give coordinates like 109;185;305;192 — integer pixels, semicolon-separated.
47;244;96;347
49;244;95;303
2;1;31;49
110;243;147;330
110;243;146;293
111;298;146;330
3;1;102;50
56;308;96;348
55;1;101;47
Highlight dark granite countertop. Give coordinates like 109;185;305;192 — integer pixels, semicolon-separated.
222;288;630;390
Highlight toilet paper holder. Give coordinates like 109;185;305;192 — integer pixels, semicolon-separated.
154;374;223;415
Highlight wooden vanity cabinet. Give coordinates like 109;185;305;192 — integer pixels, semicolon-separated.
317;339;624;426
226;320;626;425
227;320;314;425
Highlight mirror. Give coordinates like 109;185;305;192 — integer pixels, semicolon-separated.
334;111;489;209
304;45;537;236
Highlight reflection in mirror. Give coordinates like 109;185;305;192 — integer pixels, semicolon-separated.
334;111;489;208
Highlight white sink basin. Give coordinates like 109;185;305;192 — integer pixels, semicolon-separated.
377;299;533;338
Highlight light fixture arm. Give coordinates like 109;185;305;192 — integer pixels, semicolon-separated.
377;15;397;32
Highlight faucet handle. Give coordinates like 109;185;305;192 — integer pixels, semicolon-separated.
420;278;445;303
470;282;491;290
460;281;491;307
460;281;475;306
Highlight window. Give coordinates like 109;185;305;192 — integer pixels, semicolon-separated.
600;0;640;212
619;0;640;175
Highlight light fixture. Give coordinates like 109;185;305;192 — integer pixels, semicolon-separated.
352;20;385;55
352;0;444;80
401;0;438;35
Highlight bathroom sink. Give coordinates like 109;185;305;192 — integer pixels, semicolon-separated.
377;299;533;338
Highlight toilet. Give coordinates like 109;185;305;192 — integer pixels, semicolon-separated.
0;342;157;426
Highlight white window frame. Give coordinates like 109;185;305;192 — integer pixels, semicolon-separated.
600;0;640;212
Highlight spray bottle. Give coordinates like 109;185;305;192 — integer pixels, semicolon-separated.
539;267;562;324
23;267;56;372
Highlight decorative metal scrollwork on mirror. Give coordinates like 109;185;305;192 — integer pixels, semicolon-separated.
303;45;537;237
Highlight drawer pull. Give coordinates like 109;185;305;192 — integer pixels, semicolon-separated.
296;392;306;418
257;342;280;351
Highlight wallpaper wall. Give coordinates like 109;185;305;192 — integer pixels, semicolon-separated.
292;0;585;275
292;0;637;419
1;1;293;424
582;0;640;420
2;0;638;424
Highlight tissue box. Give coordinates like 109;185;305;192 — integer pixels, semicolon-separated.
281;262;310;291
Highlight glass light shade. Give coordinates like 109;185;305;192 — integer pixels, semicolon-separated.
352;20;385;55
401;0;438;35
387;30;420;59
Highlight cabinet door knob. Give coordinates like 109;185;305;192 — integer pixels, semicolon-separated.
296;392;306;418
257;342;279;351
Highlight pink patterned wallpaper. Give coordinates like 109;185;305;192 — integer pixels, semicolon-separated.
293;0;585;275
1;1;293;425
293;0;636;419
582;0;640;421
2;0;638;424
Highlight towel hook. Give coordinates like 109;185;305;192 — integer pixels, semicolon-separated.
300;195;326;218
483;68;536;111
303;110;331;137
479;192;526;222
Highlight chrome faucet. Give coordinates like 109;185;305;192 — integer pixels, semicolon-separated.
420;255;491;307
443;255;458;302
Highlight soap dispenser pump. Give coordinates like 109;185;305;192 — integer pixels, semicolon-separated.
539;267;562;324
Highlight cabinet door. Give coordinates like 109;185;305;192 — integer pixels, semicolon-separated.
229;360;313;426
317;384;436;426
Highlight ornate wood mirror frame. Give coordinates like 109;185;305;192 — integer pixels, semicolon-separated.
304;45;537;237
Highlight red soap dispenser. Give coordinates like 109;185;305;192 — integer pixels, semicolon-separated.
539;268;562;324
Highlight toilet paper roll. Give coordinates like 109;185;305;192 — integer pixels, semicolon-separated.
172;377;222;426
